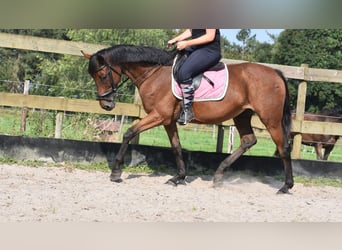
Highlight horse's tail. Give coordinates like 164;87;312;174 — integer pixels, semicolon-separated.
275;69;292;143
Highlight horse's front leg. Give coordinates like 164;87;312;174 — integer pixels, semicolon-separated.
323;144;335;160
110;112;164;183
164;122;187;186
314;143;323;160
110;127;136;182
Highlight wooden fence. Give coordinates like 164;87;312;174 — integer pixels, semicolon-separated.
0;32;342;159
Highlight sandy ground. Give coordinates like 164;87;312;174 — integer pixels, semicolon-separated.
1;163;342;222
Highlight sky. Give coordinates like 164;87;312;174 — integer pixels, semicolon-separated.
221;29;284;44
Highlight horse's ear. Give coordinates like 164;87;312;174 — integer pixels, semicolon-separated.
81;50;92;59
97;55;105;65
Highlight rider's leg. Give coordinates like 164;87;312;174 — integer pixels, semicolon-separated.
178;78;194;125
176;48;220;125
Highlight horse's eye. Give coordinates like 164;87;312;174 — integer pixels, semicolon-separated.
100;74;107;81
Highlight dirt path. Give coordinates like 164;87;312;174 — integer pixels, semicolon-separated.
1;164;342;222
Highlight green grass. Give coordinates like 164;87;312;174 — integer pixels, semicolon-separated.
0;109;21;135
0;108;99;140
294;176;342;188
1;107;341;162
138;124;342;162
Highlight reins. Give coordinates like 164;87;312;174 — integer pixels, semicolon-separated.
123;64;163;88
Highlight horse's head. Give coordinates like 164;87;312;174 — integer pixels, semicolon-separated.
82;50;123;111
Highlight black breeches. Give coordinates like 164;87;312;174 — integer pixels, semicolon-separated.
177;47;221;83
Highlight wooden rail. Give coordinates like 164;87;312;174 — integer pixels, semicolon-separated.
1;91;341;140
0;93;141;117
0;32;341;83
222;59;342;83
0;32;105;56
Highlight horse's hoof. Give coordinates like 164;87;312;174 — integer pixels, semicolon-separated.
110;174;123;183
213;180;224;188
277;185;291;194
177;179;186;185
110;177;123;183
165;178;186;186
165;179;177;186
213;174;224;188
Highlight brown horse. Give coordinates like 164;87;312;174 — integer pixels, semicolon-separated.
82;45;293;194
292;108;342;160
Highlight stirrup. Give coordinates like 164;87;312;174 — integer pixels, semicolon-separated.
177;107;194;125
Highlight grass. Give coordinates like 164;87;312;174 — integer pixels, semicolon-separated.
294;176;342;188
139;124;342;162
1;107;342;162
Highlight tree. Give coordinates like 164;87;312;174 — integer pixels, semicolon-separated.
236;29;256;60
221;29;274;63
39;29;176;102
0;29;69;93
0;29;177;102
273;29;342;111
220;35;242;60
252;42;274;63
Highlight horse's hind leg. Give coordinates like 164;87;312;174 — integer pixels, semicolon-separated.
265;125;293;194
213;110;257;186
323;144;334;160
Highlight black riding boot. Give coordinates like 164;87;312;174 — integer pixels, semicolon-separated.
178;84;195;125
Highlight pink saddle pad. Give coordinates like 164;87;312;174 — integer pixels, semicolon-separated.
172;63;229;102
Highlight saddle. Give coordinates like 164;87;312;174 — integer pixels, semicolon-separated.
173;51;225;90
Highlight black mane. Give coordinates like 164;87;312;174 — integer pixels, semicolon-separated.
320;107;342;117
88;45;177;74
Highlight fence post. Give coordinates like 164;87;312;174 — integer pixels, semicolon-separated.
55;111;64;139
216;125;224;153
292;64;308;159
20;80;30;134
130;88;141;144
117;115;125;142
227;126;235;154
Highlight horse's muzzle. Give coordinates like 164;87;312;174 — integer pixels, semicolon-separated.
100;100;115;111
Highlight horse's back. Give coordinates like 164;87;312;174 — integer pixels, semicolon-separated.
227;62;286;92
226;62;288;111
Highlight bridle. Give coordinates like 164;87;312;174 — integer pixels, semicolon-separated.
95;64;128;101
95;63;162;102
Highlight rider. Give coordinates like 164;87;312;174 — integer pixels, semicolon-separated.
167;29;221;125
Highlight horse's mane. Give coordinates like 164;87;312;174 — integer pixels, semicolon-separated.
304;107;342;123
89;45;177;74
320;107;342;117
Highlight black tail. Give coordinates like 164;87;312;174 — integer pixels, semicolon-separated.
275;69;292;143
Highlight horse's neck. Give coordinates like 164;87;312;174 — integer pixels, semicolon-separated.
124;63;167;88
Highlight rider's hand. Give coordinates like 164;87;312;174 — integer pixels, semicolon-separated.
167;40;176;48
